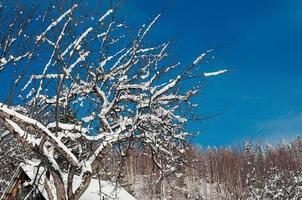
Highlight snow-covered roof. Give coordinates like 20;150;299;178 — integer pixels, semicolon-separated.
5;163;136;200
0;130;10;140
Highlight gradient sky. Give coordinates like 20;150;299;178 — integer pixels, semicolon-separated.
1;1;302;147
121;0;302;146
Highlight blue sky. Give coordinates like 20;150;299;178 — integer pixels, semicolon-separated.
122;0;302;146
1;0;302;147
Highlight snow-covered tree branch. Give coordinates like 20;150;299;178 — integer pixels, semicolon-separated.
0;1;226;199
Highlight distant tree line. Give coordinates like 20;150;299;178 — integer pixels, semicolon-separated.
100;137;302;199
2;131;302;199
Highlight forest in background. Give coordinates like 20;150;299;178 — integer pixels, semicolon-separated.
2;129;302;200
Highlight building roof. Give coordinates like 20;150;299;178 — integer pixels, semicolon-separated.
1;163;136;200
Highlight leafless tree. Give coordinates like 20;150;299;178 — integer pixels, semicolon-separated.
0;1;227;199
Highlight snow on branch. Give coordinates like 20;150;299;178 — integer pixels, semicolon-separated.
0;103;79;166
36;4;78;41
193;49;214;66
204;69;228;77
0;2;227;199
0;53;30;71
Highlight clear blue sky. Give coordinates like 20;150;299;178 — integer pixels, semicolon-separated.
1;1;302;147
122;0;302;146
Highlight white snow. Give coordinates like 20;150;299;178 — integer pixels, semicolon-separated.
0;130;10;139
98;9;113;22
203;69;227;77
20;164;136;200
0;103;79;167
37;4;78;41
139;14;161;42
193;49;214;65
0;57;8;65
193;53;206;65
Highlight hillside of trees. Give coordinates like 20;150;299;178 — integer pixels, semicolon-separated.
119;137;302;199
2;130;302;199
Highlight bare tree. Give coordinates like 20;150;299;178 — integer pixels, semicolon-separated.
0;1;226;199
